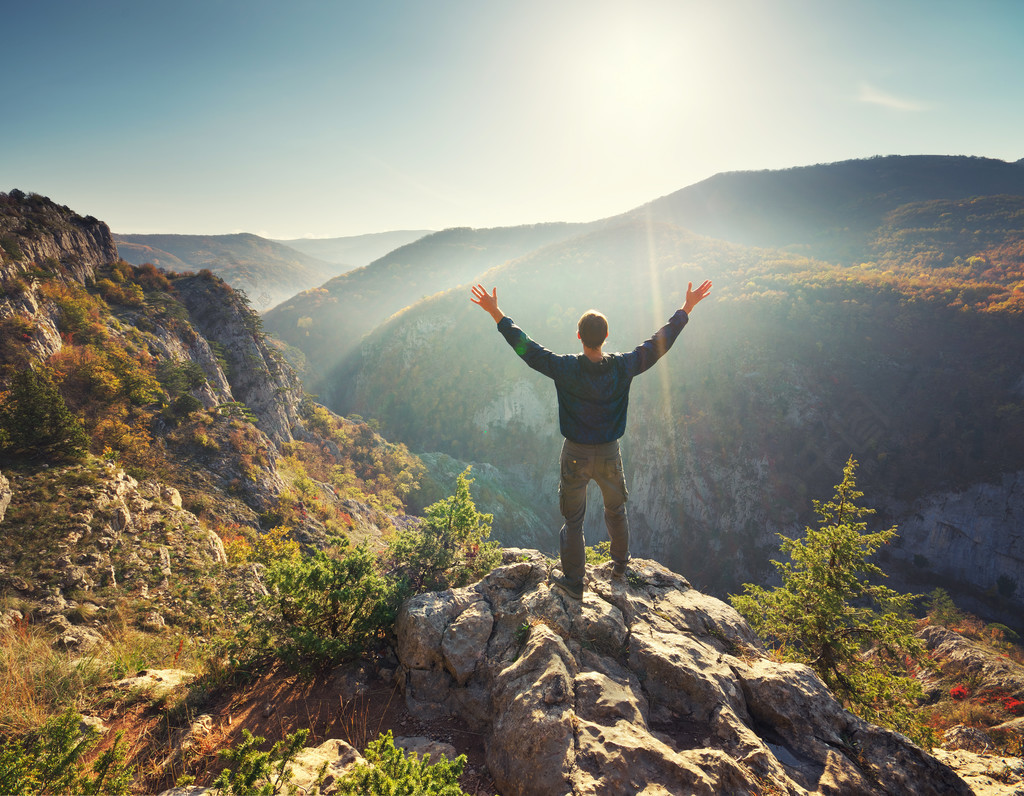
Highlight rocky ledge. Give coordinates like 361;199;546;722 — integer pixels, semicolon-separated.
396;552;970;796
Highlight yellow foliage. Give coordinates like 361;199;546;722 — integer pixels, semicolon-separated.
252;525;300;564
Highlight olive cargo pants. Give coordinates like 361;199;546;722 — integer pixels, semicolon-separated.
558;439;629;587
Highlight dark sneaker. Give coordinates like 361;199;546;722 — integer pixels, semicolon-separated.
612;560;628;577
551;575;584;600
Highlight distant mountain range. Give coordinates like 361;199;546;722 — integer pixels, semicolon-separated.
264;221;596;398
272;229;430;265
631;154;1024;262
114;229;431;310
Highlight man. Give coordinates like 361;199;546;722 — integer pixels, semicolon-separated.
470;279;712;599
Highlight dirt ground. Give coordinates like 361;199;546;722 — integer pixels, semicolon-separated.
97;662;498;795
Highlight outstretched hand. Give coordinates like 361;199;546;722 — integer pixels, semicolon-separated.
682;279;713;314
471;284;505;323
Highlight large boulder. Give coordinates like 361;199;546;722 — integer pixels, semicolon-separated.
396;556;971;796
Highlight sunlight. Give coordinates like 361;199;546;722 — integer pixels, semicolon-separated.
643;213;677;427
559;6;712;138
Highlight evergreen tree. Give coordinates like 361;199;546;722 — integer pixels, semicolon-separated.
0;368;89;464
384;467;501;594
730;457;929;743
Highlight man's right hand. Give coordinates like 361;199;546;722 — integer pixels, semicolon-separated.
682;280;713;314
471;284;505;323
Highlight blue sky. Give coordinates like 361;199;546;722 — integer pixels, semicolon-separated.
4;0;1023;239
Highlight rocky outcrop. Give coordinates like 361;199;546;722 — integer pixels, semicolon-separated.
919;625;1024;701
396;554;970;796
929;748;1024;796
173;274;302;444
1;190;118;284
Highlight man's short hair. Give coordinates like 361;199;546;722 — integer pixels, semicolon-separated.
578;310;608;349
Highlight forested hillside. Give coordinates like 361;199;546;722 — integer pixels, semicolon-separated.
263;222;594;400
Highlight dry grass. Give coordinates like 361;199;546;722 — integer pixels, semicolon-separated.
0;621;106;736
0;618;207;739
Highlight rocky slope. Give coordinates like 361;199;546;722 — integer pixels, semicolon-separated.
0;190;411;646
0;461;235;648
394;552;971;796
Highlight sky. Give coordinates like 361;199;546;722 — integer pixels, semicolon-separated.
4;0;1024;240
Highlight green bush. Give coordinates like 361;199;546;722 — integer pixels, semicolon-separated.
261;542;404;670
335;731;467;796
211;728;314;796
244;470;499;673
0;235;25;261
172;394;204;418
383;468;500;594
0;710;132;795
586;541;612;565
0;368;89;464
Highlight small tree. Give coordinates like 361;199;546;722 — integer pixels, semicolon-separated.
926;587;965;628
384;467;501;594
0;368;89;464
730;457;929;743
262;542;403;669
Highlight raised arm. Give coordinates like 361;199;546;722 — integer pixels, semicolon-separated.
471;284;505;323
682;279;713;314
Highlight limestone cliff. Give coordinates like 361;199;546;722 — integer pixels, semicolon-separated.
173;273;303;445
396;552;971;796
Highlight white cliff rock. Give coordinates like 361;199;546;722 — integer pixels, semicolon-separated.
396;556;972;796
890;472;1024;610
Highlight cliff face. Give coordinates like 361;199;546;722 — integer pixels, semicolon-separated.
1;190;117;284
888;473;1024;604
173;274;303;445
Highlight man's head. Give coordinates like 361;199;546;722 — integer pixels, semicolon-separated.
577;310;608;350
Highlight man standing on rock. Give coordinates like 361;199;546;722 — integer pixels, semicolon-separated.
470;279;712;599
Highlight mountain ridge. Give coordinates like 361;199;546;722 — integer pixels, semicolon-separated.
272;229;433;266
114;231;343;310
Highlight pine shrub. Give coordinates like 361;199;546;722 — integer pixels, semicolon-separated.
335;731;467;796
731;457;931;745
0;710;132;795
383;468;500;594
